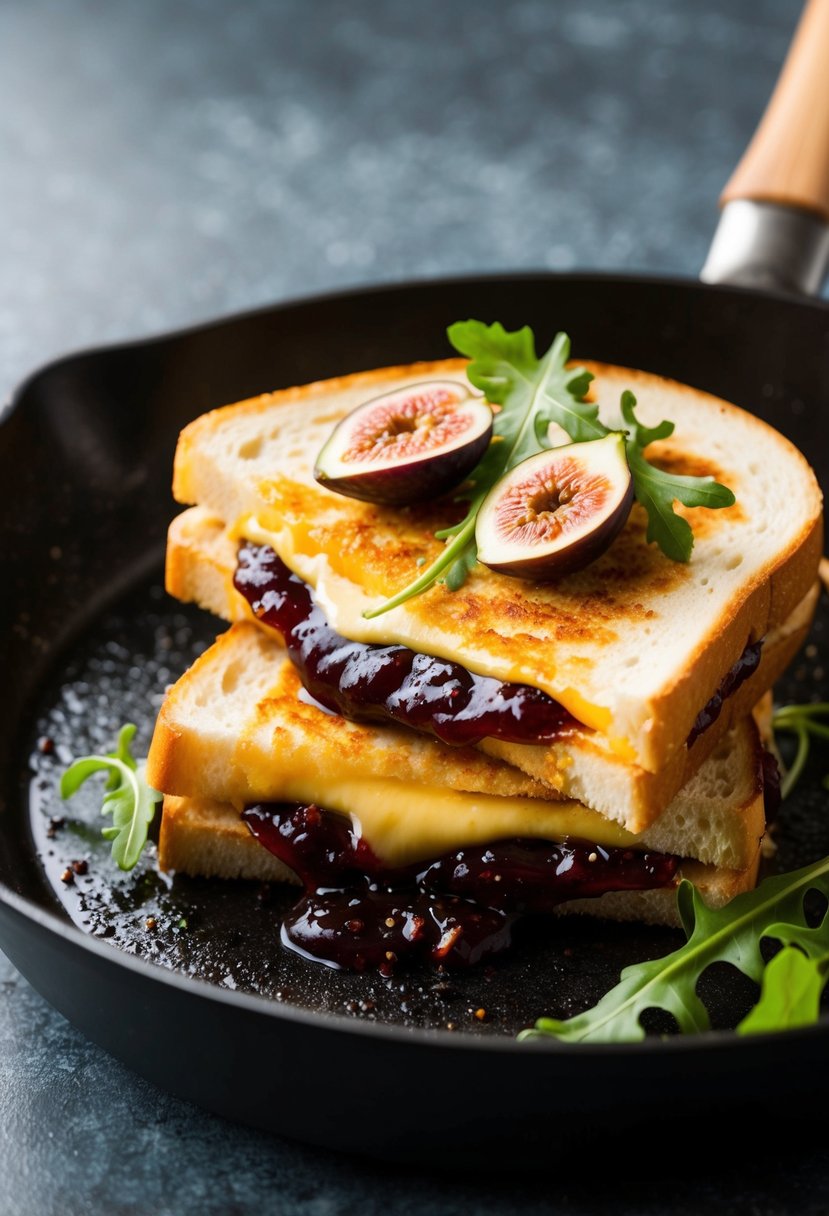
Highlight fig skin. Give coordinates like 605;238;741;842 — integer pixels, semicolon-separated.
314;381;493;506
476;434;634;582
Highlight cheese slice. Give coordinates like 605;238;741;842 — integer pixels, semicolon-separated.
235;511;614;734
238;773;637;868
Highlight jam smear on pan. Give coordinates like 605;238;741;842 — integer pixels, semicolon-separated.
233;541;576;746
243;803;680;972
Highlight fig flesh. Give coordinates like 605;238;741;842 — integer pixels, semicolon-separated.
314;380;492;506
475;433;634;581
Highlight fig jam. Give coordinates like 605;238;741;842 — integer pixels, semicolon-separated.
234;542;576;746
686;640;763;747
242;803;680;971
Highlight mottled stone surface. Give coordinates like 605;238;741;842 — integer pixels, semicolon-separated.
3;0;829;1212
0;0;810;387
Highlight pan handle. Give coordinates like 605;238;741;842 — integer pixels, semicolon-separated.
701;0;829;294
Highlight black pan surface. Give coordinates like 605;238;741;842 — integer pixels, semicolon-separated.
2;272;829;1166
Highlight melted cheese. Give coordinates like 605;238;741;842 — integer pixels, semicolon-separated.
237;766;639;866
235;513;616;736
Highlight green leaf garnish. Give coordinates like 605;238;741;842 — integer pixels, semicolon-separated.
621;390;734;563
737;946;829;1034
772;702;829;798
364;321;735;616
60;723;161;871
519;858;829;1044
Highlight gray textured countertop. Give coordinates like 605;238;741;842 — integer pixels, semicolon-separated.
2;1;828;1212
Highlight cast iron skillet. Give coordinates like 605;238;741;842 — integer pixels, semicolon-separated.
3;7;829;1168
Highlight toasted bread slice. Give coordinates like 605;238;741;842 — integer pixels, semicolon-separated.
165;505;814;831
158;795;761;930
146;621;767;870
171;359;822;772
160;796;299;885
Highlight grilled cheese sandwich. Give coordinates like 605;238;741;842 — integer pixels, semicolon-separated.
144;352;820;963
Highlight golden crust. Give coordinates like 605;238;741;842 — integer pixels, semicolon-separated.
164;507;817;828
480;581;816;827
148;620;768;867
147;621;561;805
171;357;823;770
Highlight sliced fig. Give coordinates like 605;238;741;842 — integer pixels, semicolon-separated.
314;380;492;506
475;433;633;581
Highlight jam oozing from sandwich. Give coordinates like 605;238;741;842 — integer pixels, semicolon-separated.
233;541;576;746
686;640;763;748
242;803;680;972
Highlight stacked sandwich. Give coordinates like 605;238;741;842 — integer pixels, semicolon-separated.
146;356;822;969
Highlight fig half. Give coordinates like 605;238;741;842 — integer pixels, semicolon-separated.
475;433;633;581
314;380;492;506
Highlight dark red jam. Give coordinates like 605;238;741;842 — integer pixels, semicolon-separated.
686;640;763;748
233;542;576;747
242;803;680;971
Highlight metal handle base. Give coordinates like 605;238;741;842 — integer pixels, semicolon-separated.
700;200;829;295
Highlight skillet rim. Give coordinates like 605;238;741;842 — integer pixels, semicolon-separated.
5;267;828;425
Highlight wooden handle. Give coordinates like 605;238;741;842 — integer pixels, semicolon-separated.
722;0;829;222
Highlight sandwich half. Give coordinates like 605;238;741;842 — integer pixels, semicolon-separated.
146;622;771;967
168;359;821;829
147;355;820;968
165;503;816;832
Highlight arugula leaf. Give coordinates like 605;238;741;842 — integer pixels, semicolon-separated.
60;723;161;871
621;391;735;562
443;536;479;591
453;322;605;450
364;322;735;616
364;323;599;617
772;702;829;798
737;947;829;1035
519;858;829;1044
